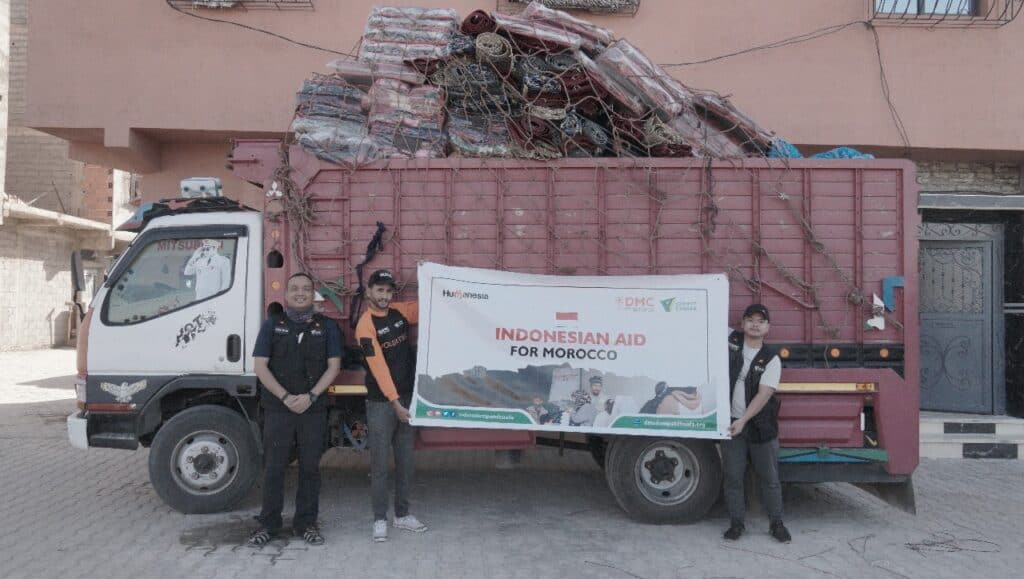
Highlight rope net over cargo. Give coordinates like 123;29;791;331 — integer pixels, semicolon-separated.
267;2;904;344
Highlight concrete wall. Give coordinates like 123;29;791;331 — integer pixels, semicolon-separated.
917;161;1022;194
0;224;77;350
0;0;9;213
6;0;84;215
22;0;1024;200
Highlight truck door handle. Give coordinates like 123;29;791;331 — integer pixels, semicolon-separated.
227;334;241;362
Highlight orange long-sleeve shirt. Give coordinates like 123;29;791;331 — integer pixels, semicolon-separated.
355;301;419;402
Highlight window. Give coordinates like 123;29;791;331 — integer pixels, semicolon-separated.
105;237;237;325
875;0;976;15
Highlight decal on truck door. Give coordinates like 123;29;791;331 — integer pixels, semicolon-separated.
175;311;218;348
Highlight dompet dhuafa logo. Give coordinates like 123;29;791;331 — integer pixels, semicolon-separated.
660;297;698;312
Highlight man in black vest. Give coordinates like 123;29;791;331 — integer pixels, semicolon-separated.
722;304;792;543
248;273;342;547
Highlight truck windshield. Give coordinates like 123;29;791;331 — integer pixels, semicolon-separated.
104;237;237;325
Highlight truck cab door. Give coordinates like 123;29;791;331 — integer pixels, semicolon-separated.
88;225;250;382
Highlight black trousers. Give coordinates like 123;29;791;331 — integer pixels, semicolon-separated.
256;409;327;532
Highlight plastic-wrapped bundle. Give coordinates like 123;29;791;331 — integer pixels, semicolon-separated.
298;78;367;101
492;13;584;51
295;100;366;122
575;51;646;116
361;41;451;62
367;79;445;131
521;1;615;52
291;116;368;140
371;6;458;21
364;28;452;44
596;41;682;117
297;131;378;166
360;6;457;66
694;93;774;154
325;59;426;85
669;110;748;158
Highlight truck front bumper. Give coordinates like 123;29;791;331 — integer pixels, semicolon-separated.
67;412;88;449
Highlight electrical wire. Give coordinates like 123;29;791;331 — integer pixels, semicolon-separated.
163;0;356;57
659;20;868;68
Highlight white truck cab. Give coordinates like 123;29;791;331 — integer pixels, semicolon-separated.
68;198;266;512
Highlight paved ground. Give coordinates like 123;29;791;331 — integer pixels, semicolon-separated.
1;349;1022;579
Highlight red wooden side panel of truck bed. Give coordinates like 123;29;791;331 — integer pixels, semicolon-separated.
231;140;920;475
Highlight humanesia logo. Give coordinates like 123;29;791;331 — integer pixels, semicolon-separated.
442;288;489;300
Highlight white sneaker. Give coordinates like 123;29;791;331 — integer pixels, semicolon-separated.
393;514;428;533
372;519;388;542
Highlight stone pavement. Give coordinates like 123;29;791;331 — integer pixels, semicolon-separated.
1;348;1022;579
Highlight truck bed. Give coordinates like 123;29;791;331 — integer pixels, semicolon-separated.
230;140;920;475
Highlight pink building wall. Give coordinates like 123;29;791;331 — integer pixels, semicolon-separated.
24;0;1024;204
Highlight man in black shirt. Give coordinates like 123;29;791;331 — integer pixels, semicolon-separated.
356;269;427;542
248;273;341;547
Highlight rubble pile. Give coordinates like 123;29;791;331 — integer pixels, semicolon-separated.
290;2;776;165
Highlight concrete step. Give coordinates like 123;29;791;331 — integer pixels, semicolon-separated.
919;412;1024;437
921;439;1021;459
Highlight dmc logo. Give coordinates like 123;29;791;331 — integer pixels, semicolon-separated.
442;289;490;300
617;296;656;312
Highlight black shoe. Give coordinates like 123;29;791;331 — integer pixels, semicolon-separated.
298;524;325;546
723;520;745;541
247;527;273;547
770;521;792;543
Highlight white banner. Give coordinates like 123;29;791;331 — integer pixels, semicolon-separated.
411;263;731;439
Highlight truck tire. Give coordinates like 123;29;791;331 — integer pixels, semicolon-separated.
604;437;722;524
148;405;259;514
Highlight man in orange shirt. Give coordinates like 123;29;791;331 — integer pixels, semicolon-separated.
356;269;428;542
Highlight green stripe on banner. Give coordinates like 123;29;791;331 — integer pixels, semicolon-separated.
415;400;534;425
610;414;718;431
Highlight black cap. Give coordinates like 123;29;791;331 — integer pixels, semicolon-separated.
367;269;397;288
743;303;770;322
589;375;603;384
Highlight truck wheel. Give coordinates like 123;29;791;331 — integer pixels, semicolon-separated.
148;405;259;514
605;437;722;524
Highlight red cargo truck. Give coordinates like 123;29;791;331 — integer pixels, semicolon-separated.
68;139;919;521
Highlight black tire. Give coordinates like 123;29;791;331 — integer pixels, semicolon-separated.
149;405;259;514
605;437;722;524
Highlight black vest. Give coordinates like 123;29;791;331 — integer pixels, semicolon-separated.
728;330;780;442
264;313;329;412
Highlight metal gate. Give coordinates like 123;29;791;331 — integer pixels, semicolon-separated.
918;223;1004;414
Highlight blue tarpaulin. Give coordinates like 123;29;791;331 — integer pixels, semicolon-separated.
768;138;874;160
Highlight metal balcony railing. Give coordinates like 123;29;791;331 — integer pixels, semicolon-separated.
505;0;640;16
167;1;314;10
872;0;1023;27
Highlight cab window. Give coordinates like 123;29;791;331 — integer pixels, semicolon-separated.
104;237;237;325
